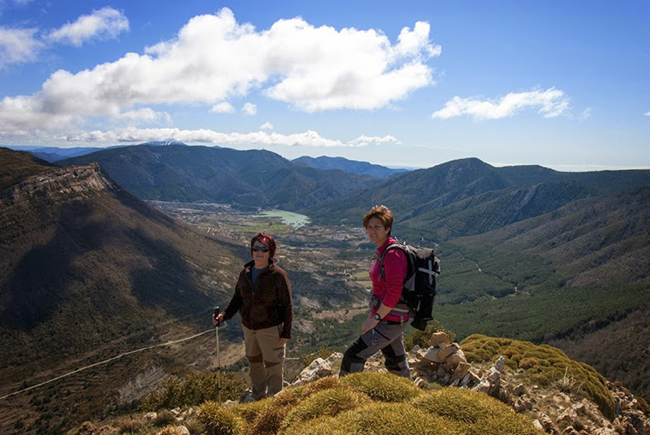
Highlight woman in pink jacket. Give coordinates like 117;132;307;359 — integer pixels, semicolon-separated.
339;205;411;378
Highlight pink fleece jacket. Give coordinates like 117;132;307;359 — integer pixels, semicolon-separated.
369;237;408;322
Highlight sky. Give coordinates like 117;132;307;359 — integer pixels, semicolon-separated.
0;0;648;171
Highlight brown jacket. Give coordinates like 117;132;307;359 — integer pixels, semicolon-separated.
223;260;293;338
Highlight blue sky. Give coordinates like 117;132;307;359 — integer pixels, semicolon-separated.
0;0;648;171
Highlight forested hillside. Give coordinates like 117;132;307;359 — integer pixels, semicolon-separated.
292;155;406;178
304;157;650;236
60;144;381;209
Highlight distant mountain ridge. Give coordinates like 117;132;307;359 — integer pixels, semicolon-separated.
4;141;187;163
292;155;407;178
304;157;650;235
60;144;382;210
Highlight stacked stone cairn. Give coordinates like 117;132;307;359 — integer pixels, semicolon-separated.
409;331;482;389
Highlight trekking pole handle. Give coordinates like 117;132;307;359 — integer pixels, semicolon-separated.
214;307;221;327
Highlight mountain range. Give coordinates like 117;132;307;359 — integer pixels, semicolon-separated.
292;155;406;178
304;157;650;235
6;141;186;163
57;144;382;210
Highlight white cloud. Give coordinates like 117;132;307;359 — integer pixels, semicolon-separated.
211;102;235;113
0;27;43;67
242;102;257;116
0;8;439;135
60;127;399;148
645;111;650;117
432;88;570;120
262;18;439;111
47;7;129;47
260;122;273;130
349;135;402;147
117;108;171;124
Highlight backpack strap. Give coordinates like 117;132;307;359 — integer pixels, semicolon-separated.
378;243;402;281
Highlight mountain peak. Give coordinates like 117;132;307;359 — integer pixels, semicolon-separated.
138;141;188;147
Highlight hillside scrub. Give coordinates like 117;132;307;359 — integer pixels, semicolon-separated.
141;371;247;411
436;283;650;344
461;334;616;420
191;372;544;435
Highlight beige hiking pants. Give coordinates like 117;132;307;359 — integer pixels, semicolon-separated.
243;325;285;400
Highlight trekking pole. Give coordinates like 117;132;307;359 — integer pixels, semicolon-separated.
214;307;222;404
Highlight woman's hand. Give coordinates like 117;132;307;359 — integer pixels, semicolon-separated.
280;337;289;346
361;317;379;335
213;312;225;327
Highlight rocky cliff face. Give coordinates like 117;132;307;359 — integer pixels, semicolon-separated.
1;162;119;203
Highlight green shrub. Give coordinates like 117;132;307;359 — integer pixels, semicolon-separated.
292;376;346;399
183;417;206;435
247;401;292;435
302;348;335;366
141;371;247;411
340;372;421;402
337;402;461;435
637;395;650;415
113;416;145;433
412;387;544;434
404;321;456;351
156;426;189;435
412;387;502;423
231;397;272;423
461;334;616;420
272;388;302;408
281;403;461;435
280;415;350;435
280;388;371;430
198;401;247;435
154;409;177;427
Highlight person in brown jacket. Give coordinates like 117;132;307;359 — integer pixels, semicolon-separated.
213;231;292;400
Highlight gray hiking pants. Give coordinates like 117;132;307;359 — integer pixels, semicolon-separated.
339;320;410;378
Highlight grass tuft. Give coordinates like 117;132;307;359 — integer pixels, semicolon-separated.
340;371;422;402
412;387;545;434
280;387;371;430
198;401;247;435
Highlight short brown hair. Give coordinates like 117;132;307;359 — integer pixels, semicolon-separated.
363;205;394;236
250;231;277;259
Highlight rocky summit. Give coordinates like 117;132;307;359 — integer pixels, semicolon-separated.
68;331;650;435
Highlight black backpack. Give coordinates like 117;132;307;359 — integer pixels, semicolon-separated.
379;242;440;331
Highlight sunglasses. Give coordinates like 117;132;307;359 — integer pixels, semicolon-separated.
252;246;270;252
